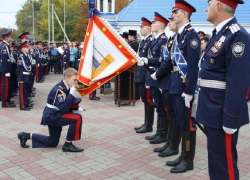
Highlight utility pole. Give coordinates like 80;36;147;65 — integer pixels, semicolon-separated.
48;0;50;44
52;3;54;42
64;0;65;42
32;0;35;41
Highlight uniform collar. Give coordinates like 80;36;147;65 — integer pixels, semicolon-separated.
154;32;164;39
3;40;9;46
143;34;151;40
63;80;69;90
178;23;190;34
215;17;234;34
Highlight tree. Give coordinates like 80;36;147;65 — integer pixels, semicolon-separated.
115;0;130;14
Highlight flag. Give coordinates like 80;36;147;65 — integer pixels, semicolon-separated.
76;14;139;97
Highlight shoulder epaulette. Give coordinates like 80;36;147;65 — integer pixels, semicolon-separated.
161;35;166;39
229;23;240;34
186;27;194;32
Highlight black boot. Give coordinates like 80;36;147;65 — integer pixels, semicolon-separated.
149;116;168;144
145;112;159;140
135;103;147;131
154;117;173;152
136;104;154;133
170;131;196;173
159;118;181;157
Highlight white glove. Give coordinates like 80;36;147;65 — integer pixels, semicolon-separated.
78;107;86;111
151;72;157;80
69;85;77;95
5;73;11;77
141;57;148;65
64;62;66;64
137;59;144;66
78;59;80;61
37;64;40;67
223;126;237;134
181;93;193;108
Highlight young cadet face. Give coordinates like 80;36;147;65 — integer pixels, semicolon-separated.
172;9;186;25
65;75;78;87
22;46;29;54
169;19;176;32
206;0;218;24
140;25;151;37
151;21;163;33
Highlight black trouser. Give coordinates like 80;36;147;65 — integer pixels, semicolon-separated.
51;56;60;73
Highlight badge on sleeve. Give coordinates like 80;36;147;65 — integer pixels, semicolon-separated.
190;38;198;49
232;42;245;58
57;93;64;102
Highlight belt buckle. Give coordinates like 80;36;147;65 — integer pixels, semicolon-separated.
173;66;178;72
182;77;186;83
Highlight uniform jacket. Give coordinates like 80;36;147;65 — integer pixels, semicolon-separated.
135;35;152;83
146;32;168;87
41;80;76;125
0;41;11;74
16;52;32;83
167;24;200;95
34;47;42;65
196;17;250;129
63;47;70;63
156;35;175;90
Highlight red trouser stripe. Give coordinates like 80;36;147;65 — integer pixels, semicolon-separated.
163;106;169;120
0;75;2;99
36;65;39;82
5;76;9;106
146;89;153;105
225;134;235;180
89;92;93;99
19;83;25;110
189;107;196;131
61;113;82;141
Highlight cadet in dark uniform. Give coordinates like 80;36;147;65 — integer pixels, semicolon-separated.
140;12;169;144
0;30;16;108
17;41;32;111
196;0;250;179
135;17;154;133
75;41;82;70
18;68;84;152
63;42;70;69
151;17;180;157
34;41;43;83
165;0;200;173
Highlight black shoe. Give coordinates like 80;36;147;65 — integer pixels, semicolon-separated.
29;100;33;103
32;87;36;91
154;143;169;153
62;144;84;152
170;160;193;173
166;155;183;167
17;132;30;148
10;101;14;104
136;126;153;133
23;108;31;111
149;135;167;144
28;105;33;108
29;103;34;106
134;124;145;131
145;133;158;140
28;94;35;97
159;145;179;157
89;96;100;101
2;104;16;108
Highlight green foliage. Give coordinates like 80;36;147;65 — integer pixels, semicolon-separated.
15;0;130;42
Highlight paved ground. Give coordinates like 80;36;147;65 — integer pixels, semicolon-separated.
1;74;250;180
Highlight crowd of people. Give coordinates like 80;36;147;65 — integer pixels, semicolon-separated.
1;0;249;179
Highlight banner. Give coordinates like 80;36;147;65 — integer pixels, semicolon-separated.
76;14;139;97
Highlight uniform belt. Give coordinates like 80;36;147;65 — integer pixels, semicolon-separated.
173;66;178;72
23;72;31;75
198;79;226;90
46;103;59;111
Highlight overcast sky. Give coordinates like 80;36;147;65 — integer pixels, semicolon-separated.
0;0;27;29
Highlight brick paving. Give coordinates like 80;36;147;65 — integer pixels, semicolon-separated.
0;74;250;180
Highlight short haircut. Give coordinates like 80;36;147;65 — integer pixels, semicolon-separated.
63;68;78;79
201;36;210;43
221;3;235;16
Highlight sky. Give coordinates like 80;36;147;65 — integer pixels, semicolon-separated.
0;0;27;29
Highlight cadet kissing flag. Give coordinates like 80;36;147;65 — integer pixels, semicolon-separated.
76;13;139;97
